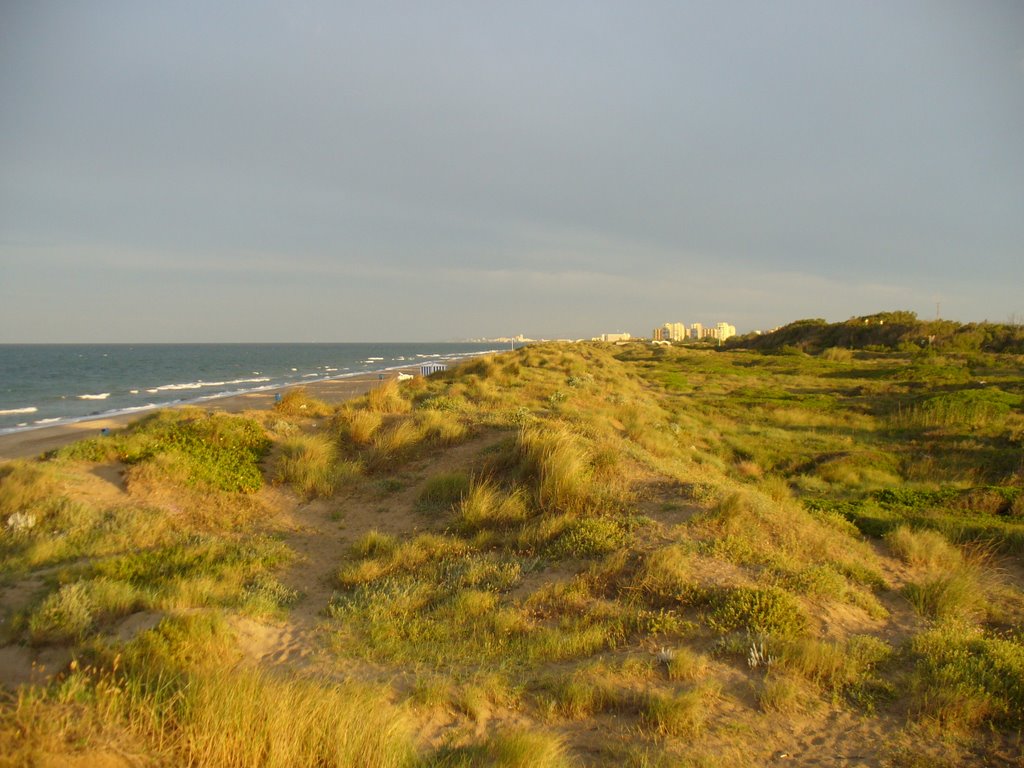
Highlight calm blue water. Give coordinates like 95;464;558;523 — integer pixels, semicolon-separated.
0;343;504;434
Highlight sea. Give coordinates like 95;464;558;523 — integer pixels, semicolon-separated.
0;343;506;435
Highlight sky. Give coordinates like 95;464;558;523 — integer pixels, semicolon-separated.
1;1;1022;342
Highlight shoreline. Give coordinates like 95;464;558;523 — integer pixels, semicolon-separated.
0;361;455;461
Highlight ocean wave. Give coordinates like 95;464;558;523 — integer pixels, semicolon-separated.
34;417;62;424
146;377;271;393
78;393;111;400
0;406;38;415
302;373;319;378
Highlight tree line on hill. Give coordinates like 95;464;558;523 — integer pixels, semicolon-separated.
725;311;1024;355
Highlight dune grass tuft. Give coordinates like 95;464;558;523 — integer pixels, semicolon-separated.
273;386;334;417
336;408;383;445
429;729;571;768
456;479;529;531
518;423;594;513
275;433;344;498
367;379;412;414
417;472;471;512
643;685;715;738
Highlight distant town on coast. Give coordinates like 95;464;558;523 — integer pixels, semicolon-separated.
466;319;754;346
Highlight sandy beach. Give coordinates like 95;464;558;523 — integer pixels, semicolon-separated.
0;370;415;461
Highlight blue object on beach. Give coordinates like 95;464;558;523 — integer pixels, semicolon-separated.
378;374;384;381
100;428;110;437
274;393;282;403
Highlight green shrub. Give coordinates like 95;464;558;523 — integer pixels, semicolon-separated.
59;411;269;493
920;388;1021;427
707;586;807;638
910;623;1024;729
547;517;627;559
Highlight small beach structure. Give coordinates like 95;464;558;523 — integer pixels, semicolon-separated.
420;362;448;376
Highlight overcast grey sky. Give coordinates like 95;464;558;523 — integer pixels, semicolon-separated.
1;1;1021;341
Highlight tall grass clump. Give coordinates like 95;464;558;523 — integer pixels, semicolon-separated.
893;388;1021;430
367;380;412;414
632;545;692;607
417;472;471;512
699;490;884;594
430;729;571;768
456;479;529;531
275;433;342;498
165;668;416;767
369;419;425;468
416;409;468;445
273;387;333;417
758;672;814;714
886;526;963;571
903;571;986;622
780;635;893;703
821;347;853;362
643;685;715;738
4;627;418;767
335;408;382;445
518;423;593;513
27;582;96;644
0;461;63;517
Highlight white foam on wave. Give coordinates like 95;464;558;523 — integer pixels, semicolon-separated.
146;377;271;393
78;393;110;400
302;373;319;378
34;417;62;424
130;389;140;394
0;406;38;415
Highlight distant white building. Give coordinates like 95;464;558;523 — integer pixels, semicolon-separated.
594;332;632;342
715;322;737;341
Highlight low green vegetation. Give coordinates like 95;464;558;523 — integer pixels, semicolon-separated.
3;321;1024;766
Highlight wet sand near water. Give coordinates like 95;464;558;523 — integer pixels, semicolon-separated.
0;370;416;461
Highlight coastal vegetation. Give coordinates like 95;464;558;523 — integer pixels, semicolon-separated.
1;322;1023;765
